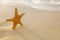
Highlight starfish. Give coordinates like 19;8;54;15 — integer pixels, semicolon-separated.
6;8;25;30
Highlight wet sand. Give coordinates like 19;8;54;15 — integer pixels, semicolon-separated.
0;4;60;40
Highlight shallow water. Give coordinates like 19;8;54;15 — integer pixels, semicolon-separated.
0;0;60;11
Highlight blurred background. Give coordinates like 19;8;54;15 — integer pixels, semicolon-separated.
0;0;60;11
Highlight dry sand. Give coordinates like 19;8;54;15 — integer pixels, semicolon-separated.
0;3;60;40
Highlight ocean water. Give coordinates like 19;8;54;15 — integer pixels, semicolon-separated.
0;0;60;11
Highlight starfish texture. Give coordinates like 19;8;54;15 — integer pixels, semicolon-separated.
6;8;25;29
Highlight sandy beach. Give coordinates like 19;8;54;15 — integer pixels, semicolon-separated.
0;2;60;40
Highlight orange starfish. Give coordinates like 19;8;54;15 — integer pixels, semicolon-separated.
6;8;25;30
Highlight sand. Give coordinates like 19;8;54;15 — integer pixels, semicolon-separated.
0;2;60;40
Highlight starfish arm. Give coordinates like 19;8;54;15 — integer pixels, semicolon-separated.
12;22;17;29
19;21;23;26
19;13;25;18
14;8;18;17
6;18;13;22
